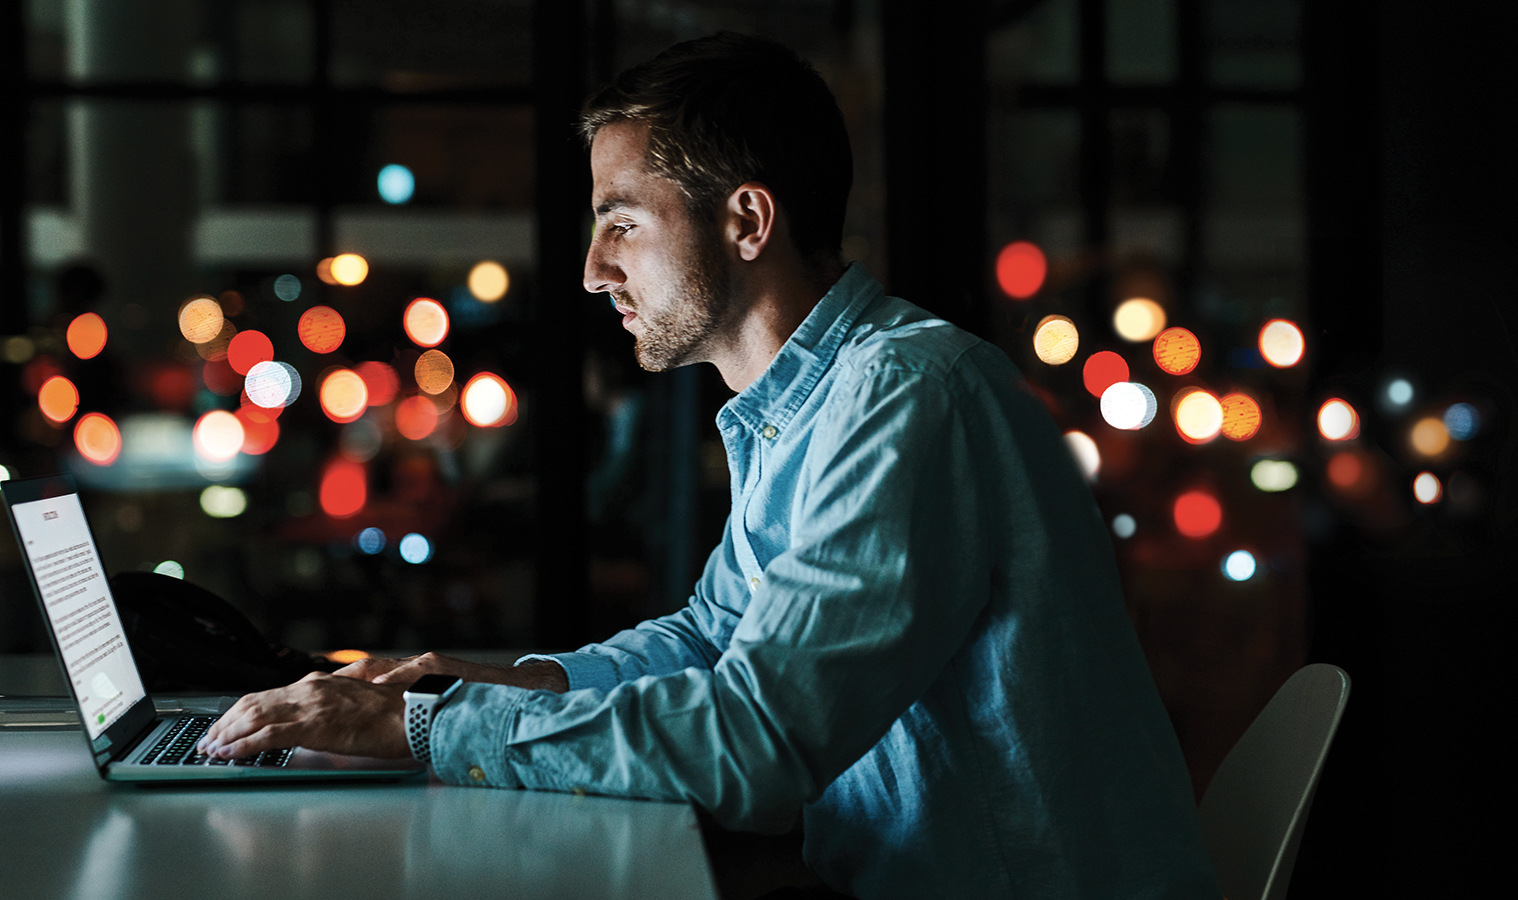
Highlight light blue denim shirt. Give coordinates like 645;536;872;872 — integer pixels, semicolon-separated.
432;264;1219;899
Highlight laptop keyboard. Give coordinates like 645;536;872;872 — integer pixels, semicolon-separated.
139;715;293;768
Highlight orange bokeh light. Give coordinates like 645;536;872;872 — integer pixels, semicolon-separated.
1173;490;1222;539
38;376;80;423
996;241;1048;300
227;330;274;376
1082;351;1129;398
67;313;108;359
404;298;450;348
319;458;367;518
330;253;369;286
414;349;455;395
461;372;517;427
178;296;224;344
315;257;338;286
195;321;237;362
1326;449;1374;496
1219;393;1262;441
319;369;369;423
74;413;121;466
1153;327;1201;375
395;395;439;440
298;306;346;354
355;361;400;407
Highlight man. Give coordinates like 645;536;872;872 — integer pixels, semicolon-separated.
202;33;1218;900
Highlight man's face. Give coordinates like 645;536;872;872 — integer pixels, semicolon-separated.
583;121;733;372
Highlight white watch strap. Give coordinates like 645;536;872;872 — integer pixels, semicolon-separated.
405;696;438;763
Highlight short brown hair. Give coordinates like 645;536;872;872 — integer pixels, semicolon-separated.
581;32;853;265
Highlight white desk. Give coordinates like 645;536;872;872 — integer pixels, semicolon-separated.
0;683;719;900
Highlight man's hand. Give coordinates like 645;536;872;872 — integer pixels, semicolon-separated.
196;671;409;760
337;651;568;693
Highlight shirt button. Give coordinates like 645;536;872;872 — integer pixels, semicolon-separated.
750;576;760;590
468;766;486;783
761;424;778;440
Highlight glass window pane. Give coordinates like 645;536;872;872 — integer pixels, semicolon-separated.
988;0;1079;86
1207;0;1301;88
331;0;532;87
1107;0;1177;84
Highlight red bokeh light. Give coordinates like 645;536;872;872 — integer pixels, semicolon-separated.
298;306;346;354
66;313;108;359
395;395;439;440
202;358;241;396
227;330;274;376
141;364;196;410
319;458;367;519
22;356;64;395
995;241;1047;300
355;361;400;407
1173;490;1222;539
236;407;280;455
1081;351;1129;398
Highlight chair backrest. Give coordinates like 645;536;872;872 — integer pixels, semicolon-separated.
1197;664;1350;900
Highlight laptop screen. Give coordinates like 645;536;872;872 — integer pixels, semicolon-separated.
10;490;146;740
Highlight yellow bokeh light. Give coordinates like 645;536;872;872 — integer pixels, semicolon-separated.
1219;393;1262;441
415;349;455;395
320;369;370;423
1251;459;1298;492
1033;315;1079;366
330;253;369;286
1317;399;1359;441
1259;319;1305;368
468;261;510;302
404;298;450;348
1409;416;1450;458
178;296;225;344
193;410;245;463
1113;298;1166;342
461;372;516;427
1174;389;1224;444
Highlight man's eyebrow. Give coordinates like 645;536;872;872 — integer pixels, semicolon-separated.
594;196;638;216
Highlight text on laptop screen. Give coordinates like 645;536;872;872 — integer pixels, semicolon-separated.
12;493;146;739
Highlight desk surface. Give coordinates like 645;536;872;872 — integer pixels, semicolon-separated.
0;689;718;900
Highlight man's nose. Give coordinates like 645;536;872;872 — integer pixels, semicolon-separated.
584;238;624;295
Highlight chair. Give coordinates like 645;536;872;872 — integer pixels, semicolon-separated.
1197;664;1351;900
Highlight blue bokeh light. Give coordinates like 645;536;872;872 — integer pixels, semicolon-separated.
377;164;415;204
355;526;386;555
273;274;302;302
1111;513;1136;539
1386;378;1414;408
1443;402;1480;440
399;533;432;564
1222;550;1257;582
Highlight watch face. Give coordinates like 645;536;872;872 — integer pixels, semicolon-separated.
407;674;462;695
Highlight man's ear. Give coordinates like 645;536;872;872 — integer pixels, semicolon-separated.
725;182;777;262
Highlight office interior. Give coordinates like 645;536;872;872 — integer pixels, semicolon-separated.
0;2;1509;898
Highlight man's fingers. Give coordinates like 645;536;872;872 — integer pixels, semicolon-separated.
333;656;411;680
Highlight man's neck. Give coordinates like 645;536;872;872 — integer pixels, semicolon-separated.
710;259;846;393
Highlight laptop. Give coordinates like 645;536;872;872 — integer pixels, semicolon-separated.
1;473;424;783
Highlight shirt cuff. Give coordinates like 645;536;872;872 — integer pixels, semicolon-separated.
429;682;528;788
514;651;620;693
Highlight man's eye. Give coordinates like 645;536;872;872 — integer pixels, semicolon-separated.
608;223;633;235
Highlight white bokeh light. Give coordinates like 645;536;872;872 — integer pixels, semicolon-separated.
1222;550;1257;582
1100;382;1158;430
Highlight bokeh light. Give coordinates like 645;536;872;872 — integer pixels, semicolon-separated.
319;458;367;519
202;358;241;395
1174;389;1224;444
330;253;369;286
1326;449;1372;494
1173;490;1222;539
193;410;245;463
178;296;224;344
1443;402;1480;440
1152;327;1201;375
1409;416;1450;458
74;413;121;465
469;261;510;302
1317;399;1360;441
320;369;369;423
377;164;415;204
273;274;302;302
415;350;455;395
1082;351;1129;397
245;360;301;408
1251;459;1299;492
399;533;433;564
200;486;248;518
460;372;516;427
38;375;79;423
995;241;1047;299
1113;298;1166;342
1219;393;1263;441
340;418;383;463
1385;377;1414;410
298;305;346;354
1032;315;1079;365
316;257;338;286
1258;319;1305;368
404;298;450;348
153;560;185;579
1063;430;1100;480
395;395;439;440
1111;513;1136;539
1100;381;1158;430
1413;471;1442;504
66;313;108;359
1222;550;1257;582
195;320;237;362
227;330;274;376
355;526;387;554
235;407;280;455
355;361;400;407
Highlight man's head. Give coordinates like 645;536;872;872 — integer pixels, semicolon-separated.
580;32;853;269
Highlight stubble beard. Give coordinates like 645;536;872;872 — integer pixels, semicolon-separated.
618;222;732;373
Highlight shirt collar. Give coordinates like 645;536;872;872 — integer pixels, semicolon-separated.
719;262;883;435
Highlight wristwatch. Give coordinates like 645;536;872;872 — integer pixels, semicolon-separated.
402;674;463;764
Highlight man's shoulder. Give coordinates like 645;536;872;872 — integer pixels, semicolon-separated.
835;294;1015;387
